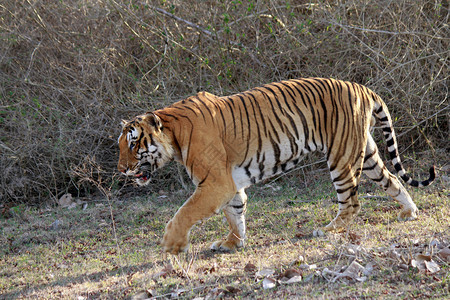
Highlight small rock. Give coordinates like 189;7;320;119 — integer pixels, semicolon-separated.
262;277;277;289
50;219;62;230
256;268;275;278
58;194;73;208
313;229;325;237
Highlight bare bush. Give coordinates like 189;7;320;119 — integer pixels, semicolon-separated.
0;0;448;203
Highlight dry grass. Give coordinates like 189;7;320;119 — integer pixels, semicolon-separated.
0;162;448;299
0;0;448;203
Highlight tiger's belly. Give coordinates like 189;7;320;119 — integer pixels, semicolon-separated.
231;138;311;191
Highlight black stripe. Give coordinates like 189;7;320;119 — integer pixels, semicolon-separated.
364;150;377;162
326;80;341;162
231;204;244;210
257;88;285;130
386;138;395;147
195;95;214;121
389;150;397;160
336;185;355;194
375;106;383;114
289;83;311;151
332;167;351;183
245;93;263;156
198;170;210;186
258;153;265;180
362;162;378;171
372;174;384;182
244;158;253;178
269;133;281;174
264;85;286;116
267;118;281;143
224;98;237;137
156;112;179;121
248;93;268;137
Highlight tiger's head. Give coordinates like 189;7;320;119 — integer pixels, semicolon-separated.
117;112;174;186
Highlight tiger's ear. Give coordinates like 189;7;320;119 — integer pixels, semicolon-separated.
121;120;128;128
145;112;163;132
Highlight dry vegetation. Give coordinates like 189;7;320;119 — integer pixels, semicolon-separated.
0;0;448;203
0;172;449;299
0;2;449;298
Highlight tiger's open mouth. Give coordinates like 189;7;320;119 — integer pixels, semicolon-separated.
135;171;151;185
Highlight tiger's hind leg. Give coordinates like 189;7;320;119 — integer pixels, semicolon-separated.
324;178;362;232
362;135;418;221
211;189;247;252
324;160;364;232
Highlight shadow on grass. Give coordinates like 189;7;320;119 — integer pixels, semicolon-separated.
2;259;159;299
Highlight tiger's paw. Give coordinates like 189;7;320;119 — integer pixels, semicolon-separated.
398;206;418;222
210;240;243;252
161;221;189;255
323;217;350;233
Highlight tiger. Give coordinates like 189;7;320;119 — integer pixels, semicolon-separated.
117;77;435;255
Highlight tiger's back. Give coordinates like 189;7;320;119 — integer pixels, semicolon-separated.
158;78;375;189
118;77;435;254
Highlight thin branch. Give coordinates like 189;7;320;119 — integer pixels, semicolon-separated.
331;23;450;40
151;5;265;67
153;7;213;36
0;141;16;155
397;104;450;138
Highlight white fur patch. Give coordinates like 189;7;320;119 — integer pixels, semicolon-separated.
388;145;396;152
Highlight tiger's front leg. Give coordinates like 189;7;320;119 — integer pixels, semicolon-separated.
211;189;247;252
162;176;236;255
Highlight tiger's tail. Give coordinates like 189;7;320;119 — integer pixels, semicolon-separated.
373;97;435;187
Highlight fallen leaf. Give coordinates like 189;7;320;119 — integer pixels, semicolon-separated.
411;259;424;270
416;254;432;261
299;263;317;270
152;264;174;280
281;268;301;279
424;260;440;274
244;262;257;273
256;268;275;278
346;243;363;255
130;289;154;300
345;261;365;277
348;232;362;245
411;254;440;274
280;275;302;284
437;248;450;262
322;261;368;282
170;288;187;298
262;277;277;289
225;286;240;294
